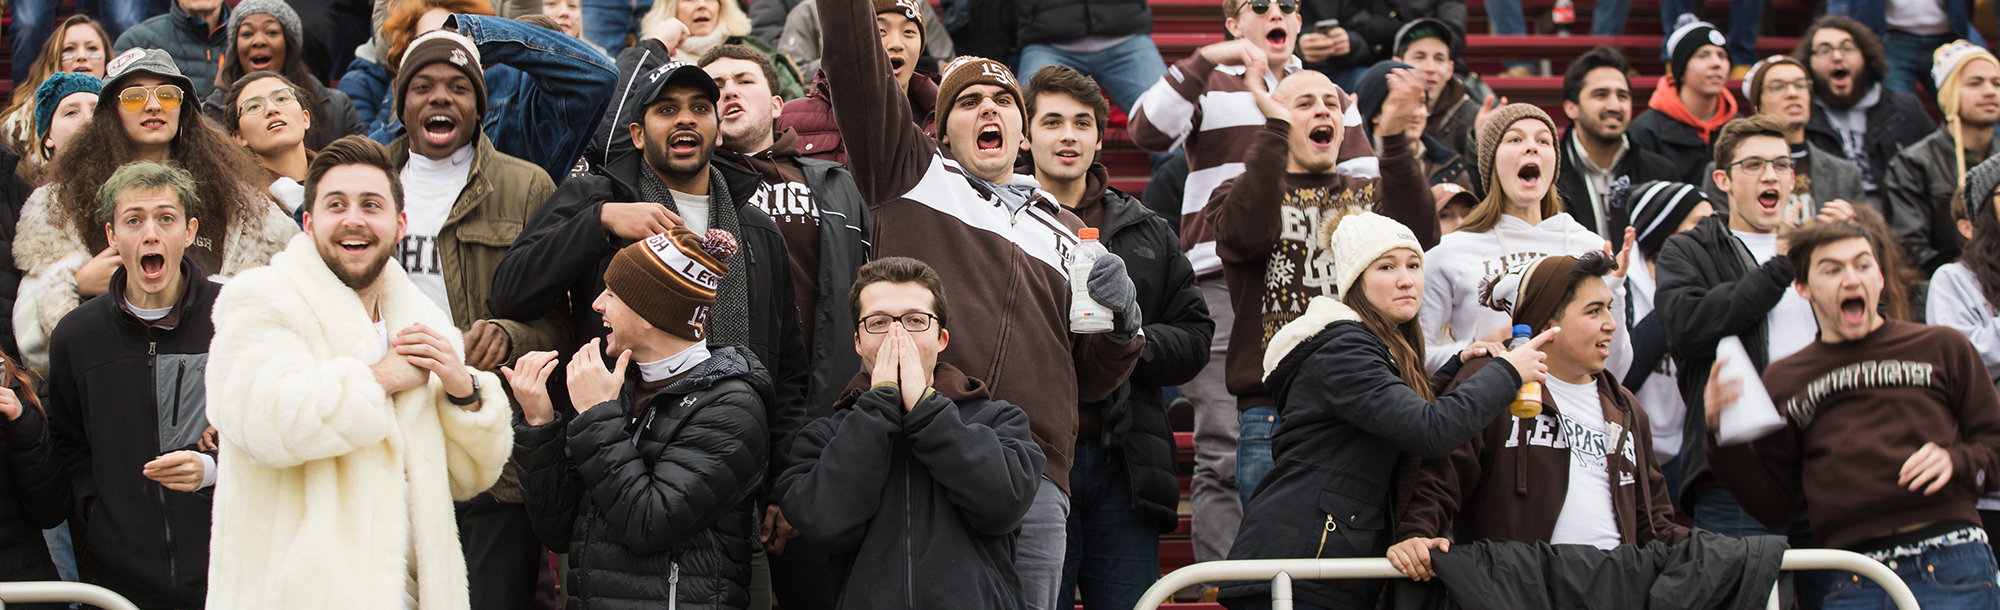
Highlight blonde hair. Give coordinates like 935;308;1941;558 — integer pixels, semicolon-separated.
642;0;752;40
1940;53;2000;198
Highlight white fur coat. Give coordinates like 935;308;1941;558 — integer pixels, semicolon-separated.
204;234;511;610
11;184;298;371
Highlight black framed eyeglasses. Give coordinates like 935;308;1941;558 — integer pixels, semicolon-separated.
1724;156;1795;175
1245;0;1298;15
859;312;940;334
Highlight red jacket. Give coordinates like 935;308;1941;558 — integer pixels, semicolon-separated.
778;68;940;166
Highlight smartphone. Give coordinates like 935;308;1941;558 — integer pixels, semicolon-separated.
1314;18;1341;34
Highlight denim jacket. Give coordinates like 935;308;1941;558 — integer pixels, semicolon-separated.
348;14;617;184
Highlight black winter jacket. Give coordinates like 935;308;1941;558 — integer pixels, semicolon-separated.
1014;0;1152;46
514;345;772;610
490;152;809;493
1221;313;1519;610
35;263;216;609
1557;128;1677;237
777;364;1043;610
1086;178;1211;530
1654;215;1794;507
1627;110;1714;187
1387;531;1789;610
1804;87;1935;199
1299;0;1406;75
782;156;869;417
0;147;29;362
1885;127;1978;274
0;374;61;595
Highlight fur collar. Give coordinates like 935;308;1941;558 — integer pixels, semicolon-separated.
1263;295;1363;379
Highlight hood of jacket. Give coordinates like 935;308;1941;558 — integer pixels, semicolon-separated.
833;361;991;409
1262;295;1363;387
1647;75;1737;144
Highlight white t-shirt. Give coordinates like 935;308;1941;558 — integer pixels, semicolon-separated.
399;145;474;319
671;189;710;234
1547;377;1623;550
122;299;172;322
1732;230;1819;361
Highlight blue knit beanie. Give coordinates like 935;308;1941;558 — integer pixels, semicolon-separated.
35;72;104;137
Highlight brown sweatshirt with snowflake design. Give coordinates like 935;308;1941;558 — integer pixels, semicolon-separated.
1208;118;1435;410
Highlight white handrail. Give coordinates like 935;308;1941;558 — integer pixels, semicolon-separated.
0;581;143;610
1133;549;1919;610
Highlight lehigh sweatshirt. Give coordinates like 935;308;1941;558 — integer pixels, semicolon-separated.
1418;213;1629;374
1208;119;1434;410
1708;320;2000;550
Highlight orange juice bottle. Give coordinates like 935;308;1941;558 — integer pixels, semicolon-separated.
1507;324;1542;418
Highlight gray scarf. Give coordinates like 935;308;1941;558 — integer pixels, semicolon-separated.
639;163;748;348
970;174;1044;215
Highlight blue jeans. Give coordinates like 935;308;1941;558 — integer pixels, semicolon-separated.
1692;486;1829;610
581;0;654;57
1236;406;1278;506
1657;0;1763;66
1823;541;2000;610
1059;440;1161;610
1486;0;1631;37
1885;30;1957;95
1824;0;1887;38
8;0;165;83
1017;36;1166;114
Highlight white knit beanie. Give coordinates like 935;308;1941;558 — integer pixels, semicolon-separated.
1325;210;1425;296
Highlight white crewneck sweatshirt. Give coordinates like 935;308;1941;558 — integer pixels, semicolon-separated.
1420;212;1630;376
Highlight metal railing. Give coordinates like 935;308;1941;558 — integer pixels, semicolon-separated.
0;581;142;610
1135;549;1919;610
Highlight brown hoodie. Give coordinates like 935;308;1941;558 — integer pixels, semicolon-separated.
1396;357;1689;547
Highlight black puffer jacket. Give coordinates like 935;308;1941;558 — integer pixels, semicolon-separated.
490;151;809;489
777;364;1043;610
1654;215;1793;508
1087;174;1212;530
1014;0;1152;46
514;345;772;610
1221;301;1518;610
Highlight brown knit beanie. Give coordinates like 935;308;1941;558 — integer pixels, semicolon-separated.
1476;103;1560;194
602;227;738;341
875;0;924;34
935;56;1023;139
395;30;488;118
1507;255;1581;335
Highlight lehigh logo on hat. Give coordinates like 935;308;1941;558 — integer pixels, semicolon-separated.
894;0;921;17
647;61;691;83
1707;30;1725;46
107;48;145;74
449;49;469;66
642;232;723;292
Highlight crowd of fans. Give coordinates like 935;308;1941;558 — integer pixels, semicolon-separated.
0;0;1998;609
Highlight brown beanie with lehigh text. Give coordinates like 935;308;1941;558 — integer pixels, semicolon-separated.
603;227;738;341
935;56;1023;139
875;0;924;33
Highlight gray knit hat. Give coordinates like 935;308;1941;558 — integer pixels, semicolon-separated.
1475;103;1559;194
226;0;302;45
1964;153;2000;223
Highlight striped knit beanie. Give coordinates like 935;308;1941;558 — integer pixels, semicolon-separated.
603;227;738;341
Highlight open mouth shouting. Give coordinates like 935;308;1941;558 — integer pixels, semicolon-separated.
1515;162;1543;191
889;55;907;75
1758;187;1783;214
669;130;704;155
421;113;459;148
1839;293;1869;325
1265;26;1290;53
721;101;746;121
247;50;274;71
976;123;1005;153
1828;67;1852;91
1594;337;1611;359
1307;124;1335;148
139;253;168;280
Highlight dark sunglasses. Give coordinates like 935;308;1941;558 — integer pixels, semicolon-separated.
1244;0;1298;15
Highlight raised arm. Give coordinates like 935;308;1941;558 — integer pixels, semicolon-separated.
453;13;620;182
1207;122;1290;266
1303;330;1521;459
815;0;938;203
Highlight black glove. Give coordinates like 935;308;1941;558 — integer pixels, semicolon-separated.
1087;254;1142;342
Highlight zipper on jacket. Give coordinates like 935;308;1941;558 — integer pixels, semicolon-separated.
667;561;681;610
159;484;177;586
903;459;913;606
1315;515;1336;557
171;359;185;426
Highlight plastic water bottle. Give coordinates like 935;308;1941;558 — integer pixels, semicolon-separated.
1507;324;1543;418
1553;0;1576;36
1069;228;1115;334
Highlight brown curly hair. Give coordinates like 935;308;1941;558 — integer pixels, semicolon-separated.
46;91;266;256
383;0;497;72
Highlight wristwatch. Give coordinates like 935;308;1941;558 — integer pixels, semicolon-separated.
447;375;482;406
